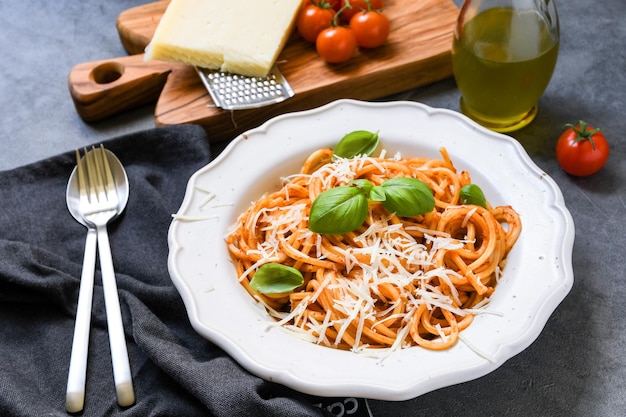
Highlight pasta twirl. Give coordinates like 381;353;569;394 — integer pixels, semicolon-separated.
226;147;521;352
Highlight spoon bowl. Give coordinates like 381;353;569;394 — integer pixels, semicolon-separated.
66;149;130;225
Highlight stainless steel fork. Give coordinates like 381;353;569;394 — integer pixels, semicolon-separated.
81;146;135;407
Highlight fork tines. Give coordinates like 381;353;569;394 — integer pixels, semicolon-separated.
76;145;118;209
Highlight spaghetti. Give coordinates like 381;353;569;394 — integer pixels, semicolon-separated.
226;147;521;352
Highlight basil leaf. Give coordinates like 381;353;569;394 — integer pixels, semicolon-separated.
379;177;435;217
309;185;369;234
369;185;386;202
333;130;380;159
249;263;304;294
459;184;487;208
349;179;374;195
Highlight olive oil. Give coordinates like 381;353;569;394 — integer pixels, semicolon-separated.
452;7;559;131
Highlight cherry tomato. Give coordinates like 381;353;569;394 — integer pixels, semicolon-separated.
556;121;610;176
303;0;341;11
325;0;342;10
316;26;357;63
340;0;384;21
350;10;390;48
297;4;336;43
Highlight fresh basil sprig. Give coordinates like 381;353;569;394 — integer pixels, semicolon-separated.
459;184;487;208
309;178;435;235
333;130;380;159
249;263;304;294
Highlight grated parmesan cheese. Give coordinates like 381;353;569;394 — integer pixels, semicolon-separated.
237;152;507;357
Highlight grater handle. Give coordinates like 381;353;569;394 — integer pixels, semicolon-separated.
68;54;173;122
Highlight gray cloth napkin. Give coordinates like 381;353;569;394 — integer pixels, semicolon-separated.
0;125;374;417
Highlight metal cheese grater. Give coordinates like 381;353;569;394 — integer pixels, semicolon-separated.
196;65;294;110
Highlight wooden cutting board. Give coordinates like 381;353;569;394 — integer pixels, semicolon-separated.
70;0;459;142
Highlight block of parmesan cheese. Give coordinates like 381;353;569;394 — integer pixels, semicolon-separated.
144;0;301;78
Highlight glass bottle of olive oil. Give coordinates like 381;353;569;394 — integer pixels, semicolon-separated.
452;0;560;132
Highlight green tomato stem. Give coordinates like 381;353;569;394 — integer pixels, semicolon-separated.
565;120;601;151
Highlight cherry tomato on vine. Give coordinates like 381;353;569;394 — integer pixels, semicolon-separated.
316;26;358;63
303;0;341;11
556;120;610;176
350;10;390;48
340;0;384;21
297;3;336;43
326;0;342;10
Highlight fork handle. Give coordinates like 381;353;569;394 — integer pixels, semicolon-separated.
96;224;135;407
66;228;97;413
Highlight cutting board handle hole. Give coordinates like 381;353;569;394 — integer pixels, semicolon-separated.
90;62;125;84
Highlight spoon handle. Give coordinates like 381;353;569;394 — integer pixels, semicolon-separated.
66;228;97;413
96;224;135;407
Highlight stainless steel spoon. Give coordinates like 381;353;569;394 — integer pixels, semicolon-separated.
65;148;130;412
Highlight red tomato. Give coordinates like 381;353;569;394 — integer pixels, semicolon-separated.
316;26;358;63
350;10;390;48
340;0;384;21
303;0;341;11
325;0;342;10
297;4;336;43
556;121;610;176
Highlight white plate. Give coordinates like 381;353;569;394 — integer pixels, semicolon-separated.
167;99;574;401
